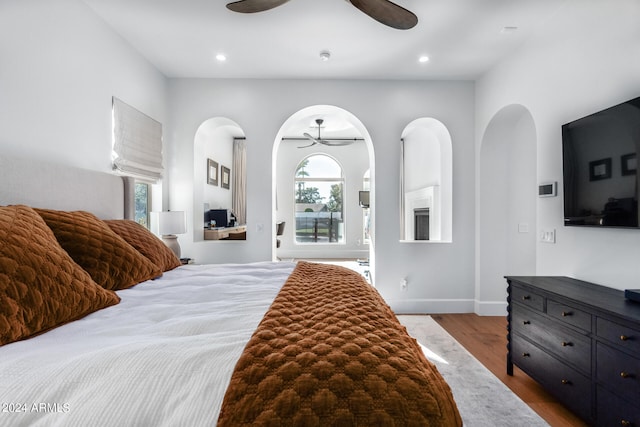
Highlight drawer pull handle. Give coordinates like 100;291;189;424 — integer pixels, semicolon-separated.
561;341;573;347
620;335;629;341
620;372;633;379
561;311;573;317
523;320;531;325
522;296;531;300
522;352;530;358
561;379;571;385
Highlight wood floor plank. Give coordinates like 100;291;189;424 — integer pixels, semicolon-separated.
431;314;588;427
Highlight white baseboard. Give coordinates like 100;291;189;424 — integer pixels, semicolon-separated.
388;298;508;316
388;299;475;314
277;250;369;260
474;300;508;316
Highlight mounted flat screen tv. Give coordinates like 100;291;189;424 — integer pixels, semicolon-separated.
562;96;640;228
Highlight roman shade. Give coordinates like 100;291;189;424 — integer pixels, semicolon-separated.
112;97;163;182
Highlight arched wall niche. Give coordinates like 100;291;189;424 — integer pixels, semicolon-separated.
477;104;537;314
272;105;376;275
193;117;246;242
400;118;452;242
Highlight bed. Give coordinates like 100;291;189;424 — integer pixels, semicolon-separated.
0;155;461;426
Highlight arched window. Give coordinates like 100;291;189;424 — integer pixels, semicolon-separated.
294;154;344;244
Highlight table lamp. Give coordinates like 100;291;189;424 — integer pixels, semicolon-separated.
157;210;186;258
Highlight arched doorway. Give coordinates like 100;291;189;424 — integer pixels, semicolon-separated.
477;105;537;314
272;105;375;280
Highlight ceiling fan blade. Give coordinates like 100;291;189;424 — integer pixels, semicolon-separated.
321;140;355;147
303;132;319;143
349;0;418;30
298;140;317;148
226;0;290;13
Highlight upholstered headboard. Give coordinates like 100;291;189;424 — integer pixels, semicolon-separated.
0;155;134;220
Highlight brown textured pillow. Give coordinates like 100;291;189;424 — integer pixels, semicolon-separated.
105;219;181;272
35;208;162;291
0;205;120;346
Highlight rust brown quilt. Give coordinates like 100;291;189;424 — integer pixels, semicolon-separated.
218;261;462;426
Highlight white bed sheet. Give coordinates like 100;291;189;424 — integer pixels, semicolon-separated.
0;261;296;427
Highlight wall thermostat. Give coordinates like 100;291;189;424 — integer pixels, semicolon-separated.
538;181;557;197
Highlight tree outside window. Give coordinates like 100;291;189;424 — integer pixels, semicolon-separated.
135;182;150;228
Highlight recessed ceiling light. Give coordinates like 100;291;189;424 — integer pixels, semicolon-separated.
500;26;518;34
418;55;430;63
319;50;331;62
215;53;227;62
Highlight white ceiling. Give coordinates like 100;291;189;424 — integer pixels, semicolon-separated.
82;0;568;80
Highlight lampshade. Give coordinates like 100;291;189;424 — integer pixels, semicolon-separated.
157;211;186;236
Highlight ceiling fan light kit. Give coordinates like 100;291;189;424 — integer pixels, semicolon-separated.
226;0;418;30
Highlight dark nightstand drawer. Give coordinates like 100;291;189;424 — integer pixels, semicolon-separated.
512;336;591;421
597;317;640;354
597;385;640;427
511;285;544;312
597;342;640;398
547;299;591;332
512;307;591;374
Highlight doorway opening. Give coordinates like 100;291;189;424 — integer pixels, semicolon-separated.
272;105;375;283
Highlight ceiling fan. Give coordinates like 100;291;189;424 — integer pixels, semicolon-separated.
226;0;418;30
299;119;356;148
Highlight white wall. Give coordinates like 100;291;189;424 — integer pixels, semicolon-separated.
166;79;476;313
476;0;640;292
0;0;167;173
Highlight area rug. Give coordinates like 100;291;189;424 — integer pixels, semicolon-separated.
397;315;549;427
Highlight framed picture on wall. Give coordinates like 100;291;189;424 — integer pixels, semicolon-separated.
207;158;218;186
221;165;230;189
589;158;611;181
621;153;637;176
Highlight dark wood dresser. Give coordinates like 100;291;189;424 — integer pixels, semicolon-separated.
506;276;640;426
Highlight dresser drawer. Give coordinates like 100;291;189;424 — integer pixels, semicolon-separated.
597;385;640;427
512;307;591;374
511;285;544;312
512;336;591;421
597;342;640;398
597;317;640;354
547;299;591;332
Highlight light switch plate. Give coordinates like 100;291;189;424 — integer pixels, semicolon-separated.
540;229;556;243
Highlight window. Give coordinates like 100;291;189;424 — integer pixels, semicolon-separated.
294;155;344;244
135;182;151;228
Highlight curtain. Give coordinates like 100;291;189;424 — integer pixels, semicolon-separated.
232;138;247;225
112;97;163;182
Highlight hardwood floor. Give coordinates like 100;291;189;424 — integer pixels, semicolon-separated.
431;313;588;427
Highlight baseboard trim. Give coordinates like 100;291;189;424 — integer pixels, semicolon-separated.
474;300;508;316
389;299;475;314
388;299;508;316
277;250;369;260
